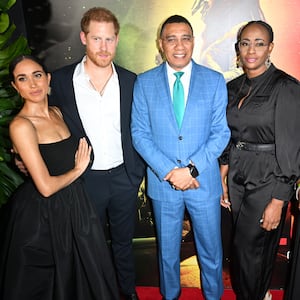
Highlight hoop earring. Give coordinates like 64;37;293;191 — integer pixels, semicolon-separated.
265;56;271;68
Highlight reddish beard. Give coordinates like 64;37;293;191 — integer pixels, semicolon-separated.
87;49;114;68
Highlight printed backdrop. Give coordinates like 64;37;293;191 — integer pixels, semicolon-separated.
21;0;300;80
15;0;300;289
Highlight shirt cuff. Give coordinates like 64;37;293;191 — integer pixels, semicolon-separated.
272;180;294;201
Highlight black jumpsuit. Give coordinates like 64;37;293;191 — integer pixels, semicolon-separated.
220;64;300;300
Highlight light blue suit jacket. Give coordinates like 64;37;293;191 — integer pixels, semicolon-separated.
131;60;230;201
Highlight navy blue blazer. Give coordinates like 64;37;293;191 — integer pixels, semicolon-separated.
49;61;145;187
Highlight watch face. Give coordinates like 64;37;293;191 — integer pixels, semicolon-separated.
190;165;199;178
191;167;196;178
188;164;198;178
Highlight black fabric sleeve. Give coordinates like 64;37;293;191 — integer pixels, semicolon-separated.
272;76;300;200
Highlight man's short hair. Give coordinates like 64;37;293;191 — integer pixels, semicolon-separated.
159;15;193;37
81;7;120;35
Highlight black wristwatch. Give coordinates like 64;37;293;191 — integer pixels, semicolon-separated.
187;163;199;178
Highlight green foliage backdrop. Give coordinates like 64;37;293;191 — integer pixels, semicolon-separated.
0;0;30;207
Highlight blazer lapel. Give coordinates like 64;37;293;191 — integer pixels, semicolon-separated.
116;66;131;143
156;64;180;131
182;62;205;126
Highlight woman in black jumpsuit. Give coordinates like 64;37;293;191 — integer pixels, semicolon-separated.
219;21;300;300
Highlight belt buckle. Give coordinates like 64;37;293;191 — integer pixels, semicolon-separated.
236;141;246;150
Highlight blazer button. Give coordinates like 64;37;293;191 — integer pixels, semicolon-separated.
178;136;183;140
177;159;181;164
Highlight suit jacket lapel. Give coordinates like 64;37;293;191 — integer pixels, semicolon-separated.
67;65;87;137
115;65;134;150
157;64;180;131
183;62;205;124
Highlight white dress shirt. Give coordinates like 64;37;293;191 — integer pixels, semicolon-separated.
166;61;192;106
73;56;123;170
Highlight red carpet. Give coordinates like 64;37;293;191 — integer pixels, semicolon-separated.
136;287;284;299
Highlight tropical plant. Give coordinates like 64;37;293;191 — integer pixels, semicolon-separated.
0;0;31;207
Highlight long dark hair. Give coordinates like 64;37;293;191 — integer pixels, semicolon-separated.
9;55;48;82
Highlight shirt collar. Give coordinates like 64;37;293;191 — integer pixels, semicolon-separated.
166;60;192;78
74;55;118;81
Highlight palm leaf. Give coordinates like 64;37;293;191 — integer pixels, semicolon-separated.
0;0;30;206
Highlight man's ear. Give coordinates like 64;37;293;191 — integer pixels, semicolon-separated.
158;38;163;54
115;34;119;46
80;31;87;45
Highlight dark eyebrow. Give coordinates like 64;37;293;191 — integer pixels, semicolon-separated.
32;70;44;74
15;73;26;78
164;34;176;38
165;34;192;38
240;38;266;42
15;70;44;78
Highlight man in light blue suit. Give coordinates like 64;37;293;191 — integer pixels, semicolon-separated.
131;15;230;300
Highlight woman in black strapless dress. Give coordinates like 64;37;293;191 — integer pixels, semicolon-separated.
0;55;119;300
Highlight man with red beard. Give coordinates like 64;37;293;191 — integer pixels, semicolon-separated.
49;7;145;300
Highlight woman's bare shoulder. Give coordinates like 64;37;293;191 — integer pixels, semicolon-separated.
9;115;37;139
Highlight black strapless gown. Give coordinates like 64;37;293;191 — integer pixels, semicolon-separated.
0;136;119;300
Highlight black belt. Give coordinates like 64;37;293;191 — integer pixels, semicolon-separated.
91;163;125;174
234;141;275;152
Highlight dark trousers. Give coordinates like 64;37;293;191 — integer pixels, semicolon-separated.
83;165;139;295
229;178;287;300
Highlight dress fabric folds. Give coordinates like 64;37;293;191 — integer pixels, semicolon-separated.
0;135;119;300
